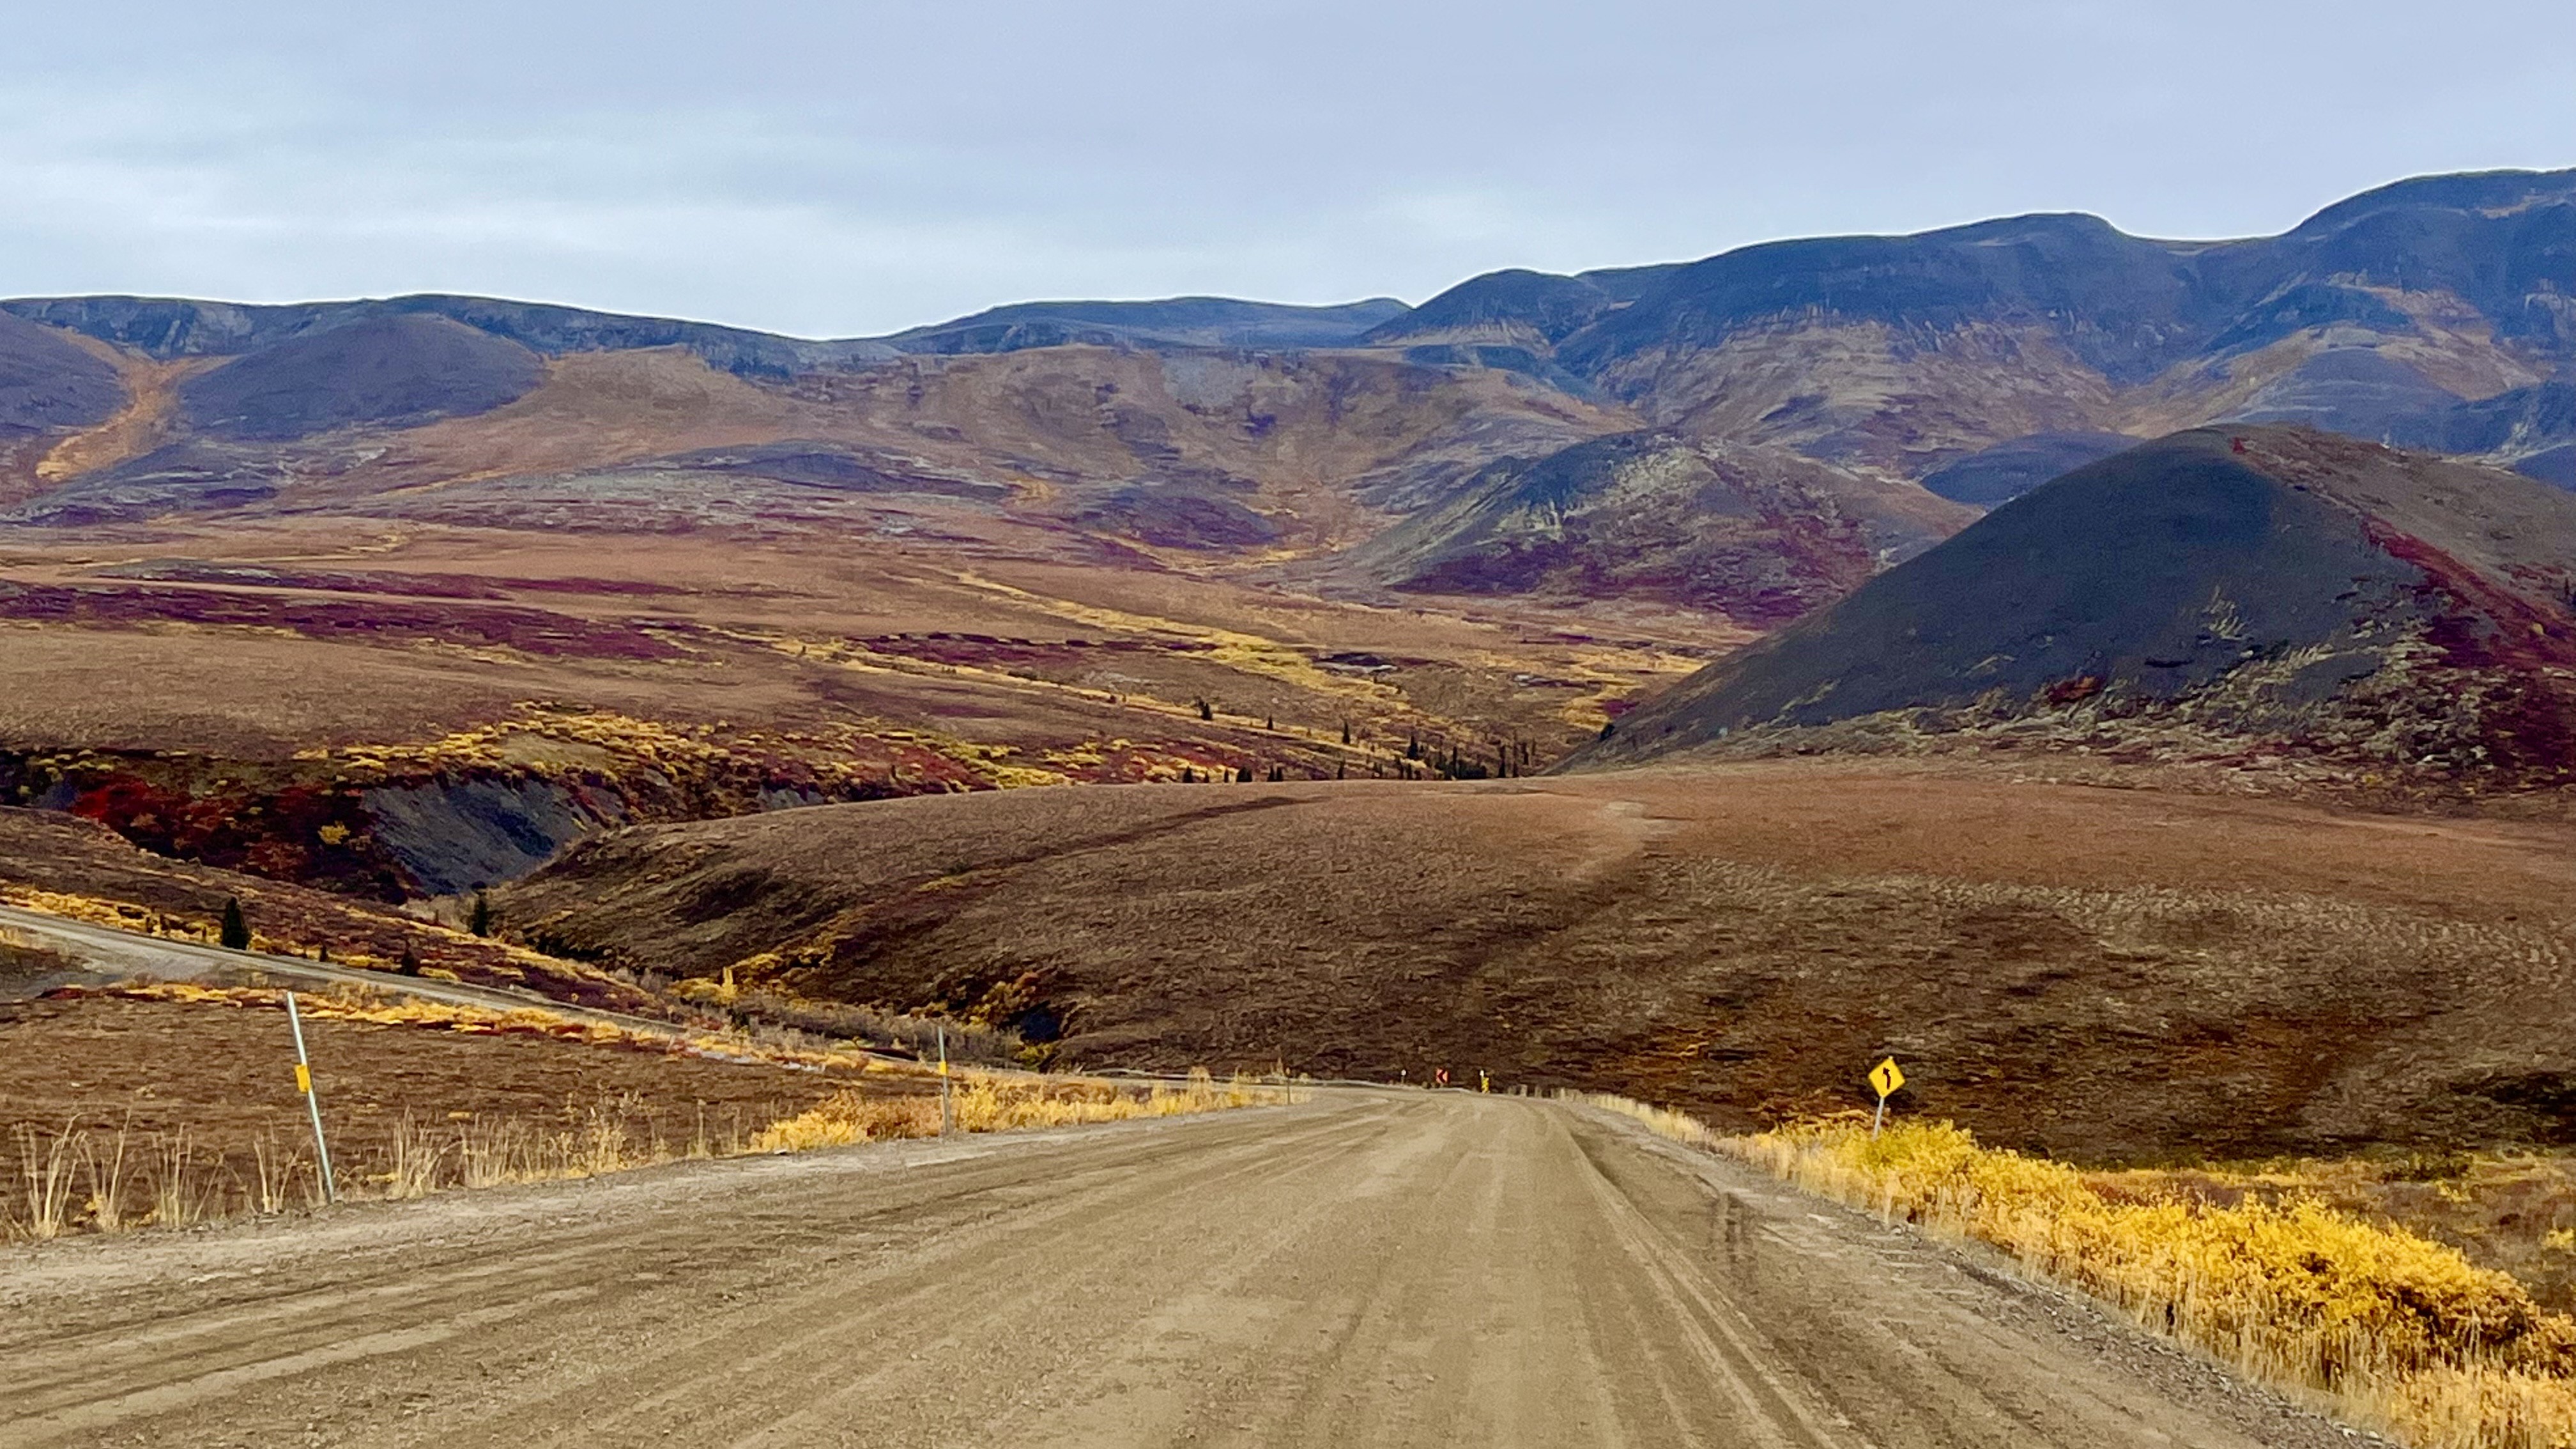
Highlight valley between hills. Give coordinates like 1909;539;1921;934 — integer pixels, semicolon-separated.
8;164;2576;1448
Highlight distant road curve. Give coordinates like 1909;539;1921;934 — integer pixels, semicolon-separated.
0;901;672;1029
0;1092;2361;1448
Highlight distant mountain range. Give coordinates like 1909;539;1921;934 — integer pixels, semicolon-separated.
1;166;2570;625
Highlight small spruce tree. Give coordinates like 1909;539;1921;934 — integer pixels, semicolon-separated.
469;891;493;937
218;897;250;951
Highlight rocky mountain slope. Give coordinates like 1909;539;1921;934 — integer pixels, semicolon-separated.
4;168;2567;535
1406;168;2576;486
1570;425;2576;788
1321;432;1972;620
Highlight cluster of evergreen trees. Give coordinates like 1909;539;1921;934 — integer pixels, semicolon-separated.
211;889;493;967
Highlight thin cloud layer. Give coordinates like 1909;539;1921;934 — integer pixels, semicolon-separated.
4;0;2570;337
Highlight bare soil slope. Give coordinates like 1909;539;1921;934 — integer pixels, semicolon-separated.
497;762;2576;1160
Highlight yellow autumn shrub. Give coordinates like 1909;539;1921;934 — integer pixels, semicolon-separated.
1733;1118;2576;1449
751;1069;1289;1151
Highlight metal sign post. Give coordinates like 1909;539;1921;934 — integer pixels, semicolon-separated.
937;1023;954;1137
284;991;338;1204
1868;1056;1905;1138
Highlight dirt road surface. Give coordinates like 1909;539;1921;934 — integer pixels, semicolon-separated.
0;903;654;1028
0;1092;2360;1448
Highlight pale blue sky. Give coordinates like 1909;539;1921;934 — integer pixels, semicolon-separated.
5;0;2570;337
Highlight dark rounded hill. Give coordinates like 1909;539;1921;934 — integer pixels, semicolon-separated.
176;314;546;441
0;312;122;433
1557;212;2218;383
1568;425;2576;781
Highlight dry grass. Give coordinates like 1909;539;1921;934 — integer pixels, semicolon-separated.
1558;1089;1724;1149
1571;1089;2576;1449
750;1067;1299;1152
3;996;1294;1245
93;980;873;1075
3;1096;785;1239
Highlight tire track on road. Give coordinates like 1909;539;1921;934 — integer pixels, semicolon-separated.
1;1092;2365;1448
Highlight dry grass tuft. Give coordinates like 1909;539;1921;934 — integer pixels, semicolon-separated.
1558;1089;1724;1149
89;980;872;1075
5;1045;1296;1245
751;1068;1296;1153
4;1098;785;1241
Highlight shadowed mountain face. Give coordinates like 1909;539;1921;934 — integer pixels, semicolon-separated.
1569;425;2576;786
0;294;901;379
881;296;1409;354
1400;167;2576;479
0;312;121;433
1528;167;2576;380
2416;382;2576;486
1562;211;2218;383
179;315;546;441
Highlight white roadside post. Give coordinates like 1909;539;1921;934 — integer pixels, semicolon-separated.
938;1023;955;1137
284;991;339;1204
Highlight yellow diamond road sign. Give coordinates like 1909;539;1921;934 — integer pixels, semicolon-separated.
1869;1057;1904;1099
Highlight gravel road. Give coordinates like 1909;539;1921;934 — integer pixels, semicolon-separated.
0;1092;2361;1448
0;904;656;1028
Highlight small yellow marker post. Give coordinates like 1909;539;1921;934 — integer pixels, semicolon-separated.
1869;1056;1905;1138
284;991;337;1204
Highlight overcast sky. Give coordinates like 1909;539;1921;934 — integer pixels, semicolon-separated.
4;1;2570;338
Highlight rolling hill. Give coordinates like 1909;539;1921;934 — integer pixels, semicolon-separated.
1319;432;1971;622
1569;425;2576;788
490;763;2576;1160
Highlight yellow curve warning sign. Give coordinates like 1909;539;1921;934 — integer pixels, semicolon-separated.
1869;1057;1904;1099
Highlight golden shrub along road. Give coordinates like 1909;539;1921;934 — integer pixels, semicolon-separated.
0;1094;2365;1449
